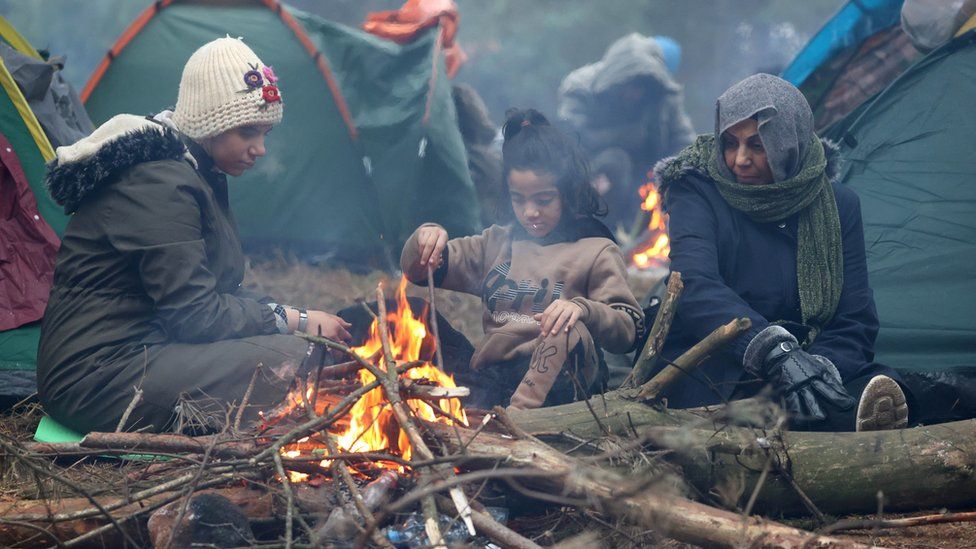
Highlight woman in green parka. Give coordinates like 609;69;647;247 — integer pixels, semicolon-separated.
37;37;352;434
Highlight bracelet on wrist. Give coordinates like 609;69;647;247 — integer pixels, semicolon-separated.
297;308;308;333
269;303;289;334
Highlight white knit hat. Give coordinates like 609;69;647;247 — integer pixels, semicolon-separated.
172;36;283;140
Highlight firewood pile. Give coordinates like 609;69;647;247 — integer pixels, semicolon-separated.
2;276;976;548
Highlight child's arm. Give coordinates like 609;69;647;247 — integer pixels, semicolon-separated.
400;223;497;295
569;244;645;354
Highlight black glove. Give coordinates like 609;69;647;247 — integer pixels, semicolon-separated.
744;326;856;424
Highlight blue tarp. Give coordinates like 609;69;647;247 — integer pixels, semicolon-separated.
781;0;905;87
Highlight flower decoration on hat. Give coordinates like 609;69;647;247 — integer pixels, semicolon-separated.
243;65;264;89
241;63;281;106
262;84;281;103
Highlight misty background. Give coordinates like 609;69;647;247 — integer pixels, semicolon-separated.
1;0;843;132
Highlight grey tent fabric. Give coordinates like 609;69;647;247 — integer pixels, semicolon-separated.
0;42;93;148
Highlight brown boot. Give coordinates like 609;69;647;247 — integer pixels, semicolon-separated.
508;330;579;410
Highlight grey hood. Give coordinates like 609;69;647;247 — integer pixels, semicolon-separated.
901;0;976;52
714;73;815;182
559;33;681;99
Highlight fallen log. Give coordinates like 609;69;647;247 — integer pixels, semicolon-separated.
510;392;976;516
649;419;976;516
78;431;260;459
426;422;865;548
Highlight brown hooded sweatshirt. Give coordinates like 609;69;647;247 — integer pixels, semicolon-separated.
402;221;643;408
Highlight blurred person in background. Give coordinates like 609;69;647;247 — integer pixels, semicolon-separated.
558;33;695;233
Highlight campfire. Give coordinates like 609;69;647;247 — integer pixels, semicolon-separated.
630;179;670;269
7;278;963;548
279;278;468;482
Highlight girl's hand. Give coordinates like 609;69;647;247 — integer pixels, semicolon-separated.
534;299;584;338
416;224;448;268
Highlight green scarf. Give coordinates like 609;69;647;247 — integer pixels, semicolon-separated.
663;134;844;342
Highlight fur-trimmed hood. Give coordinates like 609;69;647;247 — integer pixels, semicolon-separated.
46;114;194;214
653;136;842;193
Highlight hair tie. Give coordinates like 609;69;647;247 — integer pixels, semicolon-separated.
520;119;531;127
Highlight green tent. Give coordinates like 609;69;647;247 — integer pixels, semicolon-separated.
82;0;480;266
0;15;71;403
837;30;976;395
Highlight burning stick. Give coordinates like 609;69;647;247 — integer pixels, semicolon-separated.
321;433;396;549
374;285;446;548
401;379;470;400
426;264;445;371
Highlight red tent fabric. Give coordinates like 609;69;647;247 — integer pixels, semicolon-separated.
363;0;467;78
0;130;59;331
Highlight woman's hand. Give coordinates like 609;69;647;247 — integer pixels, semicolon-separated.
534;299;584;338
288;309;352;342
416;224;448;268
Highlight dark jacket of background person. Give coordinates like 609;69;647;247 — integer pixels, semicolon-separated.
38;116;307;434
558;33;695;228
452;83;502;227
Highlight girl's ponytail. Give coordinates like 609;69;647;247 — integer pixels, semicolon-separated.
499;108;606;221
501;108;550;142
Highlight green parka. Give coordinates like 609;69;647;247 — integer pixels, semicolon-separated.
38;114;308;434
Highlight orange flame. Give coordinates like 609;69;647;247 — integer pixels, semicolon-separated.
281;278;467;479
631;180;670;268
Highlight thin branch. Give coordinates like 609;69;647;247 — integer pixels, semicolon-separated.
742;453;772;518
625;271;683;387
272;453;295;549
322;433;394;549
374;284;444;548
0;436;140;548
357;468;563;548
1;465;254;523
115;387;144;432
636;317;752;400
0;519;66;547
820;511;976;534
58;472;254;548
162;432;221;549
426;264;445;371
434;495;543;549
234;363;263;433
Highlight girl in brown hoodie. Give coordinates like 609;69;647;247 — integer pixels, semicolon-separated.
402;109;644;410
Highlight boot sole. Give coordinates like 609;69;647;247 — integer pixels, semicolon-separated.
856;375;908;432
